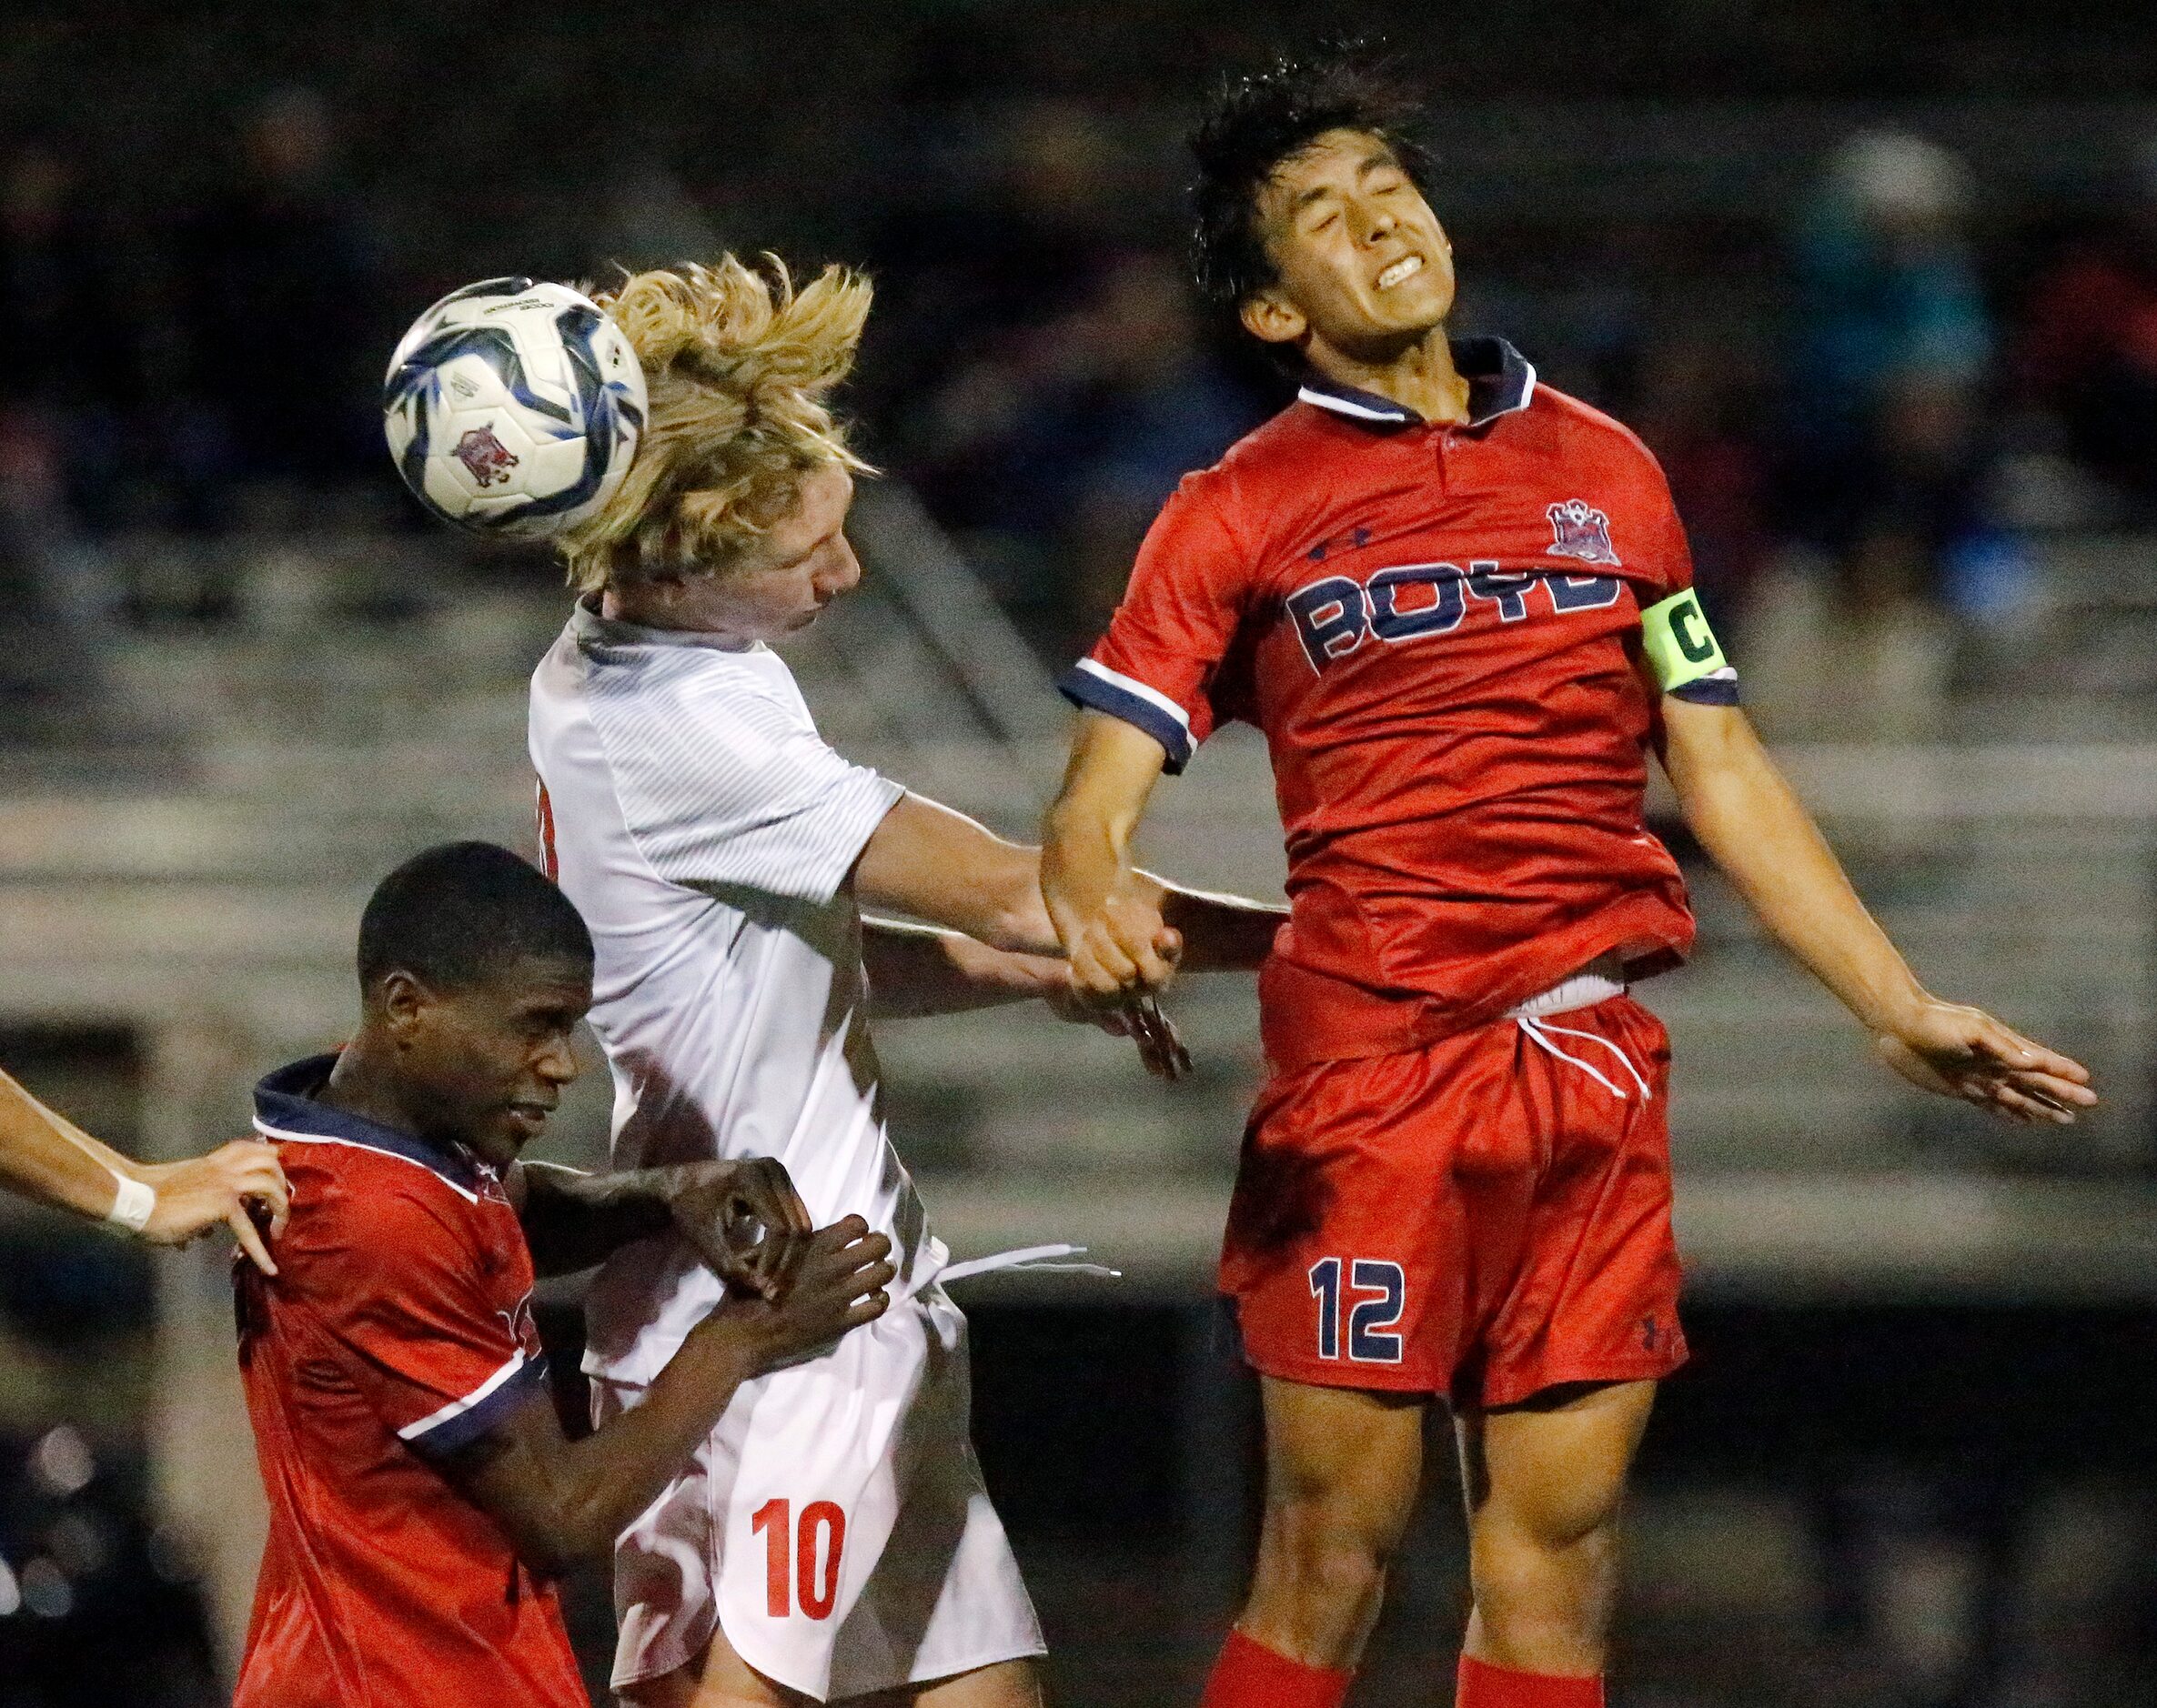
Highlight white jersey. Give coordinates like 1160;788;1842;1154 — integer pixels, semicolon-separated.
528;599;932;1388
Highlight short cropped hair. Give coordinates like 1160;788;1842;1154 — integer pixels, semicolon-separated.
553;255;873;593
1190;41;1434;323
357;842;592;997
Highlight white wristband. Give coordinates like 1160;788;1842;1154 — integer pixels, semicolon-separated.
106;1172;156;1234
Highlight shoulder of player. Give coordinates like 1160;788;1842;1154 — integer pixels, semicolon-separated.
574;633;815;756
1518;380;1668;478
1156;403;1342;547
265;1136;499;1267
1214;396;1348;477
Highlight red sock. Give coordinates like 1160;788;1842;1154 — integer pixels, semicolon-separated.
1199;1628;1353;1708
1455;1653;1604;1707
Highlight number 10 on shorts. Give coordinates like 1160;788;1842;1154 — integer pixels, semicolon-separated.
1307;1257;1406;1363
751;1498;846;1620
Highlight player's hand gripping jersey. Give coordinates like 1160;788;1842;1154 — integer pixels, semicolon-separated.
233;1059;586;1708
1063;338;1738;1071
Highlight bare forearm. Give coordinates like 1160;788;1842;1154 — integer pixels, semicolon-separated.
862;920;1063;1018
539;1221;892;1556
1043;715;1233;999
1041;795;1135;934
461;1222;892;1575
854;793;1061;955
486;1317;758;1574
513;1161;670;1278
0;1069;136;1221
1044;781;1279;973
933;849;1061;957
1675;728;1925;1032
1652;699;2095;1123
548;1318;755;1561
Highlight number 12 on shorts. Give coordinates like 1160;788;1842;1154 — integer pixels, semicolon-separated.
1307;1257;1406;1363
751;1498;846;1620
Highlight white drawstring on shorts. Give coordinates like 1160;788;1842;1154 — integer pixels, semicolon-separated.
935;1242;1122;1285
1514;1014;1652;1101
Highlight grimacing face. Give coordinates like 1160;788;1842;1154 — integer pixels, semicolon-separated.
379;955;591;1169
629;463;864;644
1242;128;1456;366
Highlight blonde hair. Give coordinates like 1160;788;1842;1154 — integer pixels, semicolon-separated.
556;254;872;592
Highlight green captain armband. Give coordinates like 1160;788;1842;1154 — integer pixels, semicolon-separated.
1639;589;1729;693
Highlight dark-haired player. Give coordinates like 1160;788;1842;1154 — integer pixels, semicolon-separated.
1042;46;2097;1708
232;841;894;1708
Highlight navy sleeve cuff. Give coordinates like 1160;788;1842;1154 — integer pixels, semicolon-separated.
1058;660;1197;774
400;1352;551;1460
1668;676;1741;707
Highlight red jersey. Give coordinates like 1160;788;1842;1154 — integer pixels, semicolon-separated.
1063;338;1739;1070
233;1056;588;1708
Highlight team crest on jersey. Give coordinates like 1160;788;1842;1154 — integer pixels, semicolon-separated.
497;1293;540;1354
1545;499;1620;568
454;425;520;487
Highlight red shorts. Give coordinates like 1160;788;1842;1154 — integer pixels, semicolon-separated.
1219;994;1687;1408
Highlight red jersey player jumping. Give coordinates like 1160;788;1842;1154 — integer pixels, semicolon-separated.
232;841;894;1708
1041;45;2097;1708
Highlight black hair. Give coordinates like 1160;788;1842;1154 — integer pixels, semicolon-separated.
357;841;592;996
1189;40;1434;325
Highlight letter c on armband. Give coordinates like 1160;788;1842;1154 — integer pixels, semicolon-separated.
1639;588;1729;692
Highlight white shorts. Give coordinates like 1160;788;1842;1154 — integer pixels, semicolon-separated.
592;1286;1045;1702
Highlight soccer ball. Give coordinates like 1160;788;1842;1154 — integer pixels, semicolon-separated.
383;277;647;539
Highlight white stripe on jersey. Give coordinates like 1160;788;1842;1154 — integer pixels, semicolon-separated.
397;1349;533;1443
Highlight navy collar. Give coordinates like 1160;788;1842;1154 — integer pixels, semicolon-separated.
1296;336;1537;432
252;1053;489;1201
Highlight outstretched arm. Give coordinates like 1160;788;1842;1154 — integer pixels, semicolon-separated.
854;794;1063;954
1042;711;1284;1002
862;919;1069;1018
0;1067;289;1272
1657;696;2095;1122
859;780;1283;991
864;913;1196;1086
861;919;1188;1076
439;1220;892;1579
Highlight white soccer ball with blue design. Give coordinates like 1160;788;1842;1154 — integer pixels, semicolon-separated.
383;277;647;538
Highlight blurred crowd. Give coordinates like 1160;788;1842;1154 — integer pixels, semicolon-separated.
5;90;2157;742
0;90;390;751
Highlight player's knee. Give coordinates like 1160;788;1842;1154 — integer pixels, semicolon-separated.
1285;1531;1392;1620
1468;1517;1618;1643
1265;1500;1399;1611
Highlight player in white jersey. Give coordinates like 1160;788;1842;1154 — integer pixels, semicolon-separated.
529;256;1284;1708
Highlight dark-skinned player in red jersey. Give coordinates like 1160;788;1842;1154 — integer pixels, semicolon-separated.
232;841;895;1708
1041;45;2098;1708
